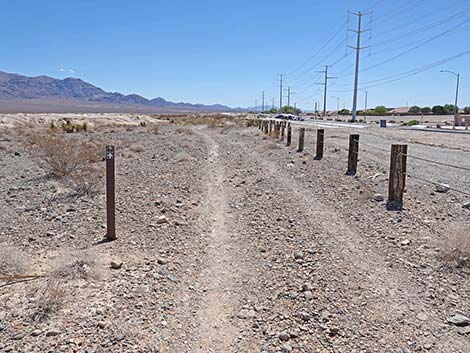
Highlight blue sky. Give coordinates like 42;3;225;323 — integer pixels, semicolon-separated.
1;0;469;110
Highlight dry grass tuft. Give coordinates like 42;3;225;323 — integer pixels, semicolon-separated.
30;278;66;322
129;144;144;153
0;245;29;276
440;224;470;268
175;127;194;135
50;249;103;281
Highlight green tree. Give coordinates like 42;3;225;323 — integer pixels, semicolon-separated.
408;106;421;114
374;106;388;115
267;108;278;114
432;105;445;114
338;108;350;115
420;107;431;114
280;106;301;115
464;107;470;114
444;104;458;114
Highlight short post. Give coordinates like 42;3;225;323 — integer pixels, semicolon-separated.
286;125;292;146
315;129;324;160
269;120;273;135
276;122;281;139
106;146;116;241
264;121;269;134
281;123;285;141
347;134;360;175
298;128;305;152
387;144;408;210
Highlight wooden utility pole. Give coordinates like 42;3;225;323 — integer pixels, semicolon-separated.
106;146;116;241
347;134;360;175
387;144;408;209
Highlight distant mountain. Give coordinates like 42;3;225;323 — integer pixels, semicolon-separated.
0;71;240;113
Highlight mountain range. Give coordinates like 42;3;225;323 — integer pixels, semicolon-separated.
0;71;240;113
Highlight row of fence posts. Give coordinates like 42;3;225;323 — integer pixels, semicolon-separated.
258;119;408;210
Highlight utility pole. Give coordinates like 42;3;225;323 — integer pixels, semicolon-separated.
272;98;275;110
287;87;291;107
314;101;318;115
360;89;368;122
255;99;257;112
441;70;460;128
279;74;284;110
349;11;371;122
316;65;337;115
262;91;265;112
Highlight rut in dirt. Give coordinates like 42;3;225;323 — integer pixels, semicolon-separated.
193;130;244;353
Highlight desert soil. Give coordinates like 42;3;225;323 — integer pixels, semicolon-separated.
0;114;469;353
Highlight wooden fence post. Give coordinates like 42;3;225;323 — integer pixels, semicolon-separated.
387;144;408;210
286;125;292;146
106;146;116;241
269;120;273;135
298;128;305;152
347;134;360;175
281;122;285;141
264;121;268;134
315;129;324;160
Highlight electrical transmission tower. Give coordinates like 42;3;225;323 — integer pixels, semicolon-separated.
316;65;337;115
349;11;371;122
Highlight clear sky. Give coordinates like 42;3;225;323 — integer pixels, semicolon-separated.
1;0;469;110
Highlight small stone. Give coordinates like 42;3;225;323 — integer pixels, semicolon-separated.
281;344;292;352
447;314;470;326
294;251;304;260
457;326;470;335
237;308;256;319
110;261;123;269
278;331;290;341
12;332;26;340
97;321;106;329
435;184;450;193
462;200;470;209
417;313;428;321
373;194;384;202
401;239;411;246
157;215;169;224
304;291;313;300
157;257;168;265
31;329;42;337
45;328;61;337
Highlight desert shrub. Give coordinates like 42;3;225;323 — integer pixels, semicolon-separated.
0;245;29;276
175;128;193;135
406;120;420;126
66;164;103;196
147;126;159;134
29;132;100;177
246;119;258;127
30;278;66;322
50;250;102;281
440;225;470;268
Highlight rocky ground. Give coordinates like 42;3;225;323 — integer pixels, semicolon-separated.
0;115;469;353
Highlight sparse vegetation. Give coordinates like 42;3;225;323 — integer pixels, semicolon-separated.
440;225;470;269
29;132;100;178
30;278;66;322
50;250;102;281
0;245;29;276
174;151;192;162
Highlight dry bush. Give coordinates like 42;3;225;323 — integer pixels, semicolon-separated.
30;278;66;322
174;151;192;162
175;127;193;135
66;164;103;197
0;245;29;276
50;249;103;281
246;119;258;127
147;125;160;134
440;224;470;268
29;132;100;178
109;322;159;352
260;142;281;150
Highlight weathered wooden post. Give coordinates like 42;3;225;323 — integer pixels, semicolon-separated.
286;125;292;146
281;122;285;141
276;122;281;139
264;121;269;134
269;120;273;135
106;146;116;241
315;129;324;160
347;134;360;175
298;128;305;152
387;144;408;210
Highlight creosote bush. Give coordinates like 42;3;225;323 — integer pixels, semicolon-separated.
29;132;100;178
440;225;470;268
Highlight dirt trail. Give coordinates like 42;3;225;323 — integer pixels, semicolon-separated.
193;130;242;352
